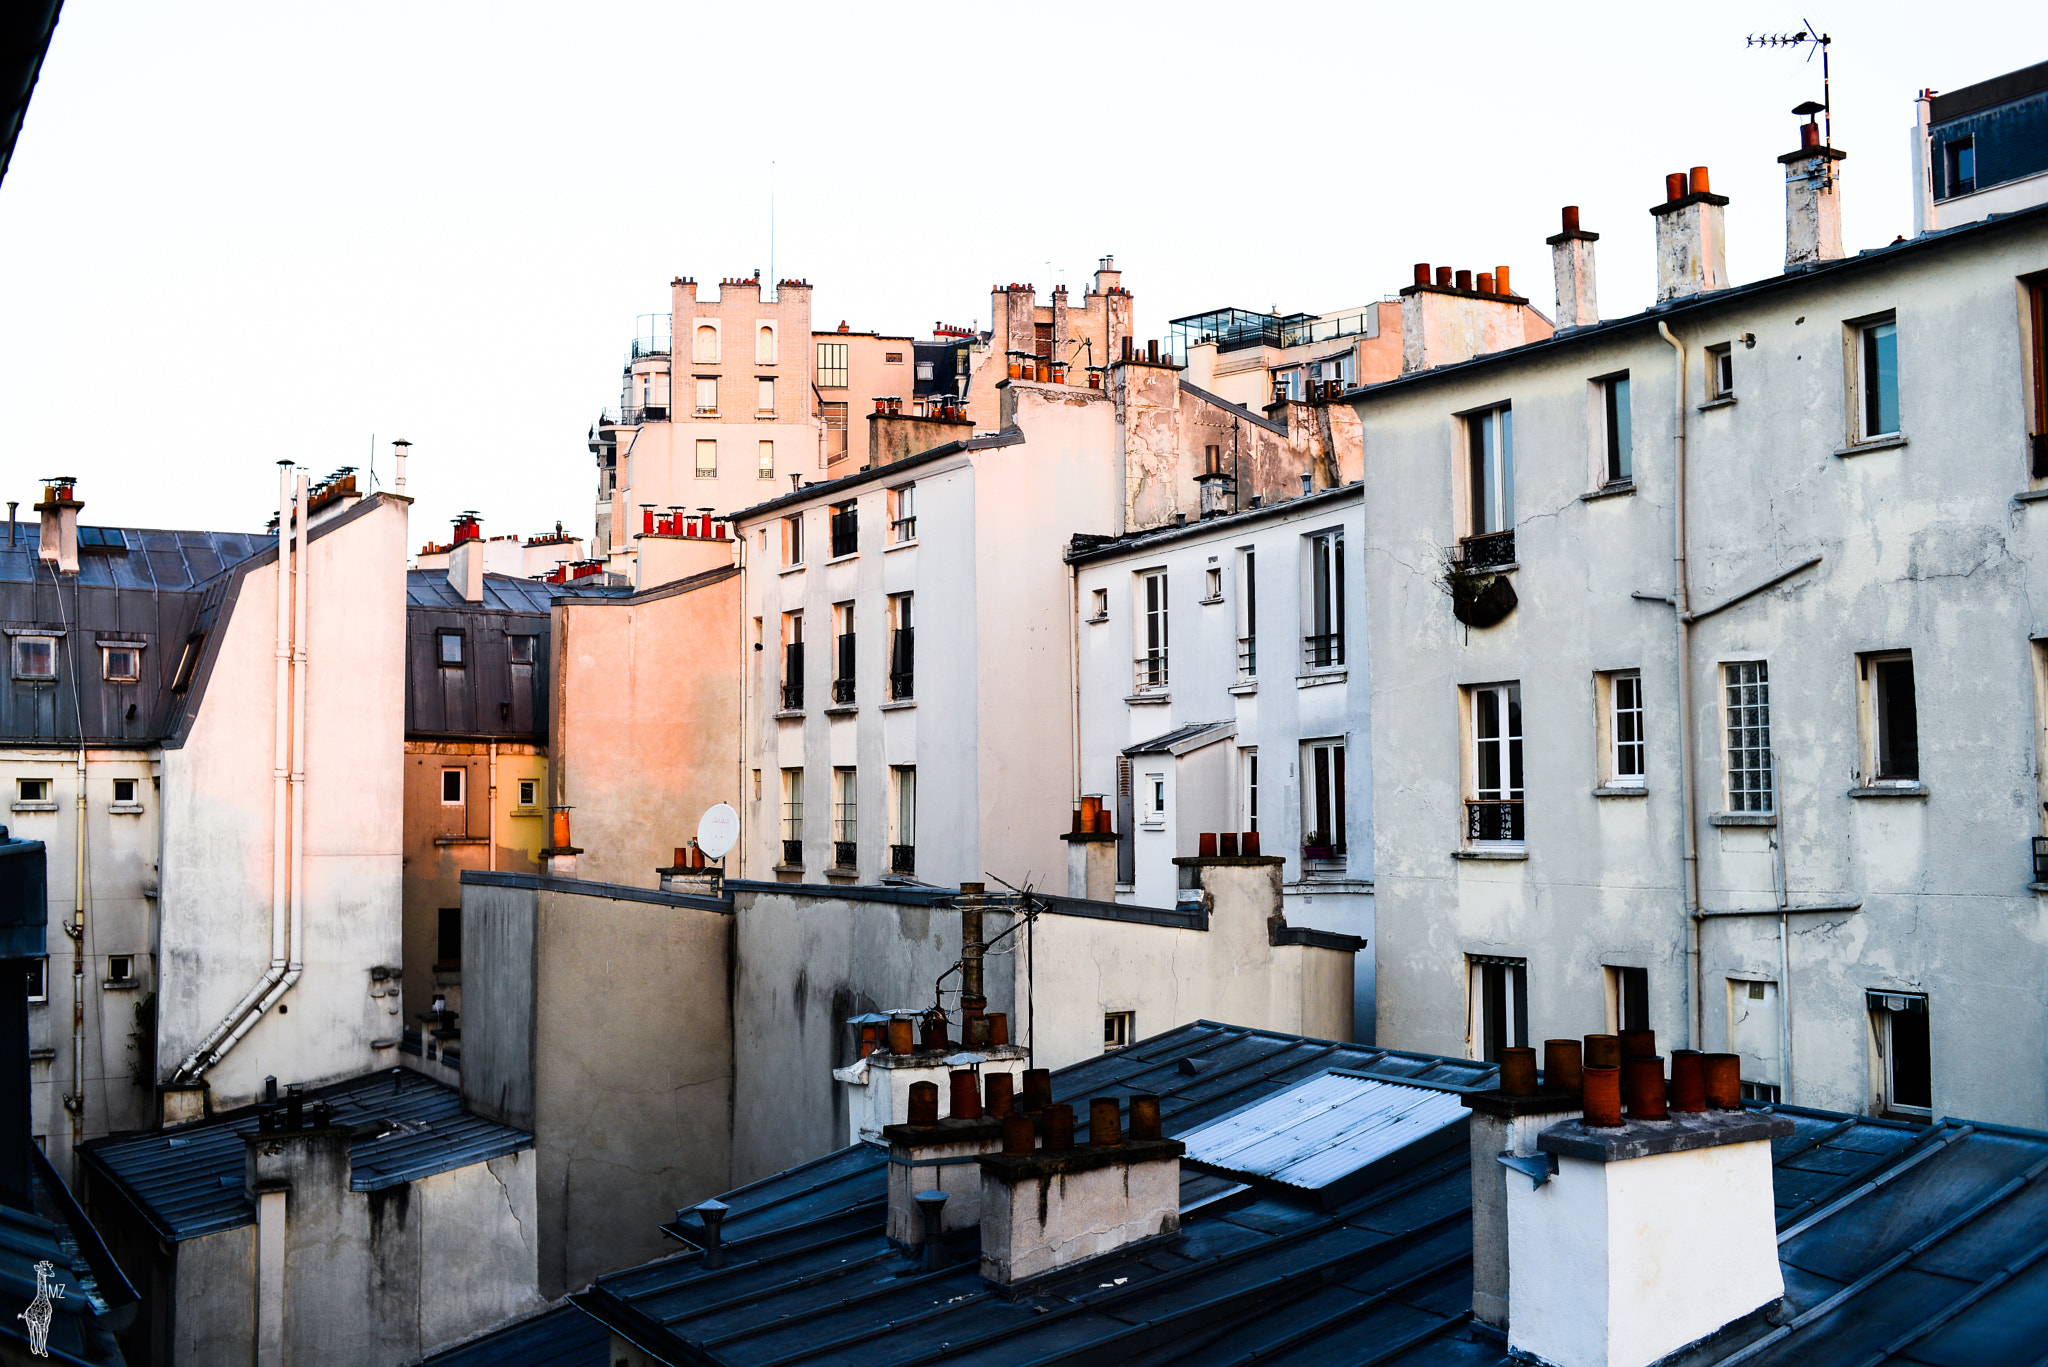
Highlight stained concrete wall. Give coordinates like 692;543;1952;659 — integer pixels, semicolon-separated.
171;1227;254;1365
1358;213;2048;1128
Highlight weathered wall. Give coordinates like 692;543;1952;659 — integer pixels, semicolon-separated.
460;881;537;1130
552;567;742;889
172;1226;254;1366
869;411;974;466
1360;217;2048;1127
157;495;408;1112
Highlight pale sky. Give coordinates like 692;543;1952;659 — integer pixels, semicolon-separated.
2;2;2043;547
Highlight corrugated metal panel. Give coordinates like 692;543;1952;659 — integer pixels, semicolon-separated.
1178;1072;1467;1192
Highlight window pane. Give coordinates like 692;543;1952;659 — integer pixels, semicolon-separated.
442;770;462;802
439;634;463;665
1875;658;1919;779
696;378;717;414
758;441;775;478
817;342;849;388
15;638;55;678
696;439;718;477
1865;322;1899;436
1469;413;1494;534
1609;377;1632;481
1613;674;1645;780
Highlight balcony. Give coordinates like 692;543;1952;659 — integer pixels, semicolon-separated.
602;404;670;426
1302;632;1345;669
1456;529;1516;568
1466;800;1525;844
833;841;857;870
832;677;856;705
891;843;916;875
1133;653;1169;693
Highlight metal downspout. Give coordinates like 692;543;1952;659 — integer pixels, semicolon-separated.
1658;321;1703;1052
487;741;498;873
68;738;84;1150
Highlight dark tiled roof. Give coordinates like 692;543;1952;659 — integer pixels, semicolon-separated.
570;1021;2048;1367
405;568;562;615
1124;720;1234;756
417;1303;610;1367
0;1152;134;1366
80;1070;532;1242
406;571;553;741
0;523;268;590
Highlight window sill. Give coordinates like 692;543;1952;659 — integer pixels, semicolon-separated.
772;863;806;875
825;553;859;566
1697;395;1737;411
823;867;858;881
1848;783;1928;799
1139;822;1166;833
2029;882;2048;894
824;703;858;716
10;802;57;813
1229;681;1258;695
2014;488;2048;504
1710;811;1776;826
1198;595;1225;606
434;835;489;847
1454;848;1527;861
774;709;805;721
511;806;545;818
108;802;146;815
1086;613;1108;624
1297;670;1347;688
1834;434;1908;458
1126;692;1171;706
778;564;806;576
101;978;141;992
1593;785;1648;798
886;539;919;552
879;699;916;711
1581;482;1635;503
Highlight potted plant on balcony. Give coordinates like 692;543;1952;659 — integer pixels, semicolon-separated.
1301;832;1335;861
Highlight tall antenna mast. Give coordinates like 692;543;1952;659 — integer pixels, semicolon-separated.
1747;20;1834;147
769;160;776;297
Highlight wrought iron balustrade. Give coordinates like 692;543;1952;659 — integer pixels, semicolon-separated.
1302;633;1345;669
832;678;856;704
1133;653;1169;692
1237;636;1257;679
780;839;803;866
1456;529;1516;568
891;844;916;875
833;841;857;869
1466;799;1525;843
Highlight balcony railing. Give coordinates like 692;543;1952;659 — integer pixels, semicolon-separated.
832;677;856;704
629;337;671;360
602;404;671;426
1237;635;1257;679
1467;799;1525;844
782;643;803;711
1302;632;1345;669
1457;529;1516;568
833;841;857;869
1133;653;1169;692
890;628;913;700
781;838;803;866
891;843;916;875
2034;837;2048;884
891;516;917;542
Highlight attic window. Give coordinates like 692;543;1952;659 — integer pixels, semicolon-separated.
103;646;140;681
1178;1072;1468;1197
77;526;127;553
438;631;465;667
170;634;203;693
508;635;536;665
12;636;56;681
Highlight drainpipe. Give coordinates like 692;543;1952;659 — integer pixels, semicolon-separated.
1658;320;1703;1052
67;737;84;1150
487;741;498;872
1067;558;1083;809
173;462;298;1082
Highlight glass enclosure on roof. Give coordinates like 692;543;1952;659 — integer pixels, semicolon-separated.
1169;306;1377;362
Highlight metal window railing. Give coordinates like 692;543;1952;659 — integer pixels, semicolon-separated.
782;641;804;711
890;628;913;700
891;515;917;542
833;841;857;869
1133;652;1169;692
781;838;803;866
1466;799;1525;843
833;632;855;703
1302;632;1345;669
890;843;916;874
1237;636;1257;679
832;677;855;704
831;509;858;557
1457;529;1516;568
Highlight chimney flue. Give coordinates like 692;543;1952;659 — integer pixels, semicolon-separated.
1781;108;1847;270
1548;206;1601;329
1651;166;1730;302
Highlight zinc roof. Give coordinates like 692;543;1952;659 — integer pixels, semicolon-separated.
1179;1071;1470;1196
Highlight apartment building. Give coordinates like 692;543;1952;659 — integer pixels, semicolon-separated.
958;258;1133;430
1913;58;2048;234
1174;298;1406;410
1067;485;1376;1037
1353;108;2048;1128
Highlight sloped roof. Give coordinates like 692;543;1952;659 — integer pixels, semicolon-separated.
562;1019;2048;1367
417;1303;610;1367
405;568;562;615
80;1069;532;1242
1124;720;1234;757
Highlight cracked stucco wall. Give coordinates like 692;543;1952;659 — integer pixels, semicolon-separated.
1358;219;2048;1128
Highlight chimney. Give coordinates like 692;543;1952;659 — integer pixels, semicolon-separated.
1063;797;1118;899
1548;206;1601;329
1463;1039;1585;1331
1781;105;1846;269
1651;167;1730;303
541;806;581;878
33;477;81;574
883;1071;1011;1256
447;535;485;603
1504;1051;1793;1366
391;439;410;495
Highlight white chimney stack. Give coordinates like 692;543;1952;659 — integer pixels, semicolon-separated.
1548;206;1600;329
1651;168;1730;303
34;476;82;575
1782;108;1847;270
391;439;410;494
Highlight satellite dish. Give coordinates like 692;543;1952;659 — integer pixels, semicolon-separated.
696;803;740;861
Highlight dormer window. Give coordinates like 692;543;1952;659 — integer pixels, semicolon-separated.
103;645;140;681
12;636;56;681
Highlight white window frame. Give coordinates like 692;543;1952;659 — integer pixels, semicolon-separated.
817;341;849;389
695;377;718;417
440;768;464;806
757;377;775;415
889;766;916;850
1304;530;1345;669
1301;739;1346;859
1870;991;1931;1117
1142;772;1167;829
1103;1011;1135;1052
758;440;775;480
517;778;538;807
783;513;805;566
1723;661;1774;813
1603;669;1645;788
1860;650;1920;785
1090;587;1108;622
695;438;718;477
1463;405;1514;538
1237;547;1257;679
1135;570;1168;691
1203;566;1223;602
1467;682;1524;846
27;958;47;1003
1240;747;1259;833
1707;342;1734;400
1467;955;1528;1063
781;768;804;848
110;777;138;807
888;484;917;543
17;777;52;806
1599;372;1632;485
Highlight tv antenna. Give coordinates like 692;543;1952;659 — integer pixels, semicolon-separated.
1747;21;1833;148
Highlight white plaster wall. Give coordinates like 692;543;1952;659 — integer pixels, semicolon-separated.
157;497;408;1109
1360;220;2048;1127
978;1157;1179;1284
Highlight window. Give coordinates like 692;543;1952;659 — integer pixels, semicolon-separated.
509;635;536;665
1103;1011;1135;1052
1271;368;1302;402
1728;978;1782;1102
1204;566;1222;601
1605;966;1649;1033
1136;570;1168;690
889;766;916;874
12;636;55;681
1724;662;1773;812
916;360;935;382
829;500;858;558
1469;956;1528;1063
822;402;849;462
832;602;856;704
695;378;718;416
1946;136;1976;197
693;323;719;363
757;378;775;414
1603;670;1646;788
1465;406;1514;539
832;767;857;867
1242;748;1259;832
440;768;464;805
889;485;916;542
783;513;805;565
757;325;776;364
111;778;137;805
103;646;139;681
1601;373;1632;483
517;778;537;806
817;341;849;388
889;594;913;700
1302;740;1345;857
1468;683;1524;843
1090;588;1108;622
107;954;134;983
2030;276;2048;478
781;612;804;710
758;441;775;480
886;351;905;364
25;958;46;1003
1864;652;1920;783
1707;343;1734;400
17;778;51;805
1143;773;1166;826
170;633;203;693
439;907;462;966
438;632;464;668
780;768;803;865
1869;991;1931;1117
1856;316;1901;440
1305;531;1344;668
1237;548;1257;678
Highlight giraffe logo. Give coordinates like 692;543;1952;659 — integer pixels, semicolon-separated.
18;1259;64;1357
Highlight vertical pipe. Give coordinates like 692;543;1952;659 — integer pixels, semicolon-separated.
487;741;498;873
1658;322;1702;1052
271;462;292;970
289;472;309;976
69;735;84;1149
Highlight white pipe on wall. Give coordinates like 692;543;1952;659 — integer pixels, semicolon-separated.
1658;321;1704;1053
